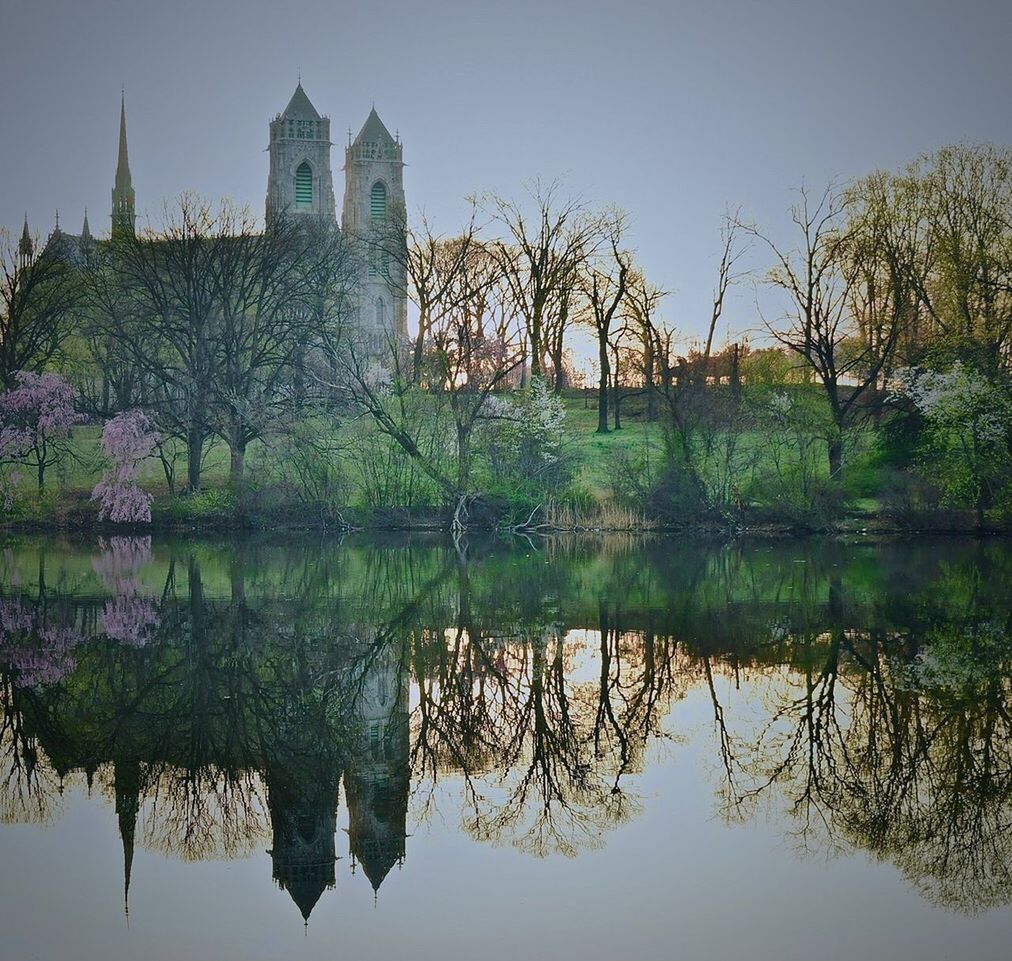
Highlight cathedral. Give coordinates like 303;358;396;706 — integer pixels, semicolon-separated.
22;83;408;343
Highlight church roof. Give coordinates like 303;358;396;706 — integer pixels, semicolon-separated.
281;83;321;121
354;107;396;147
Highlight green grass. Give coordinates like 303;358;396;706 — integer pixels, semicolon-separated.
3;389;891;528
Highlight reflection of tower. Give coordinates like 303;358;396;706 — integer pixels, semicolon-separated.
266;764;341;923
346;643;410;893
113;758;140;917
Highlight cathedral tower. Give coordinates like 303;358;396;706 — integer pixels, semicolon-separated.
342;108;408;343
266;83;336;225
111;93;136;239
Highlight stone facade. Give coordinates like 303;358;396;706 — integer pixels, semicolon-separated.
265;83;337;225
342;108;409;344
35;84;408;349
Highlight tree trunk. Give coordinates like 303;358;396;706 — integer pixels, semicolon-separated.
187;427;202;492
229;442;246;486
828;435;843;480
644;337;656;421
456;425;471;493
597;331;610;434
552;345;566;394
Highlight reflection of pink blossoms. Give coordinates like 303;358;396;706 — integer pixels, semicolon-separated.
92;411;159;523
0;599;84;687
102;595;159;646
91;536;153;591
92;537;159;645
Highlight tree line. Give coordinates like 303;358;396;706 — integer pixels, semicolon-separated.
2;144;1011;526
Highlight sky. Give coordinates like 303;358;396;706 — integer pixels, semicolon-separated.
1;0;1010;345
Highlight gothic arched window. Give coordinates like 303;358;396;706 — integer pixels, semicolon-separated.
295;162;313;208
370;181;387;220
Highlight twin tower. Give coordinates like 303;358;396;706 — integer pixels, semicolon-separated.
265;83;408;342
109;83;407;342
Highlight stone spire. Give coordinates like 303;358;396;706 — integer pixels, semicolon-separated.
111;92;136;239
80;208;96;260
18;213;33;266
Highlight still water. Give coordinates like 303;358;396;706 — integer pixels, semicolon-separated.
1;533;1011;961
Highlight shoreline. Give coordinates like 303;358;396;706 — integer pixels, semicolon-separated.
3;510;1010;540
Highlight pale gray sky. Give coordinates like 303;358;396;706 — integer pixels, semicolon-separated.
2;0;1010;343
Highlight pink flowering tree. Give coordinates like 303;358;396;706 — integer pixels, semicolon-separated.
0;371;84;497
92;410;159;523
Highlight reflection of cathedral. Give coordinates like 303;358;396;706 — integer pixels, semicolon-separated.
267;765;341;922
265;640;410;919
346;642;410;892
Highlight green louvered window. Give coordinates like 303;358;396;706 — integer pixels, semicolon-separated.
370;181;387;220
295;162;313;208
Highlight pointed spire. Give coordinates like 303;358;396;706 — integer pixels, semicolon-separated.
112;91;136;239
18;212;33;264
353;107;396;148
81;208;92;241
280;82;321;121
116;92;132;190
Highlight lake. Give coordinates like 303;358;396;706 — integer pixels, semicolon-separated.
1;533;1010;960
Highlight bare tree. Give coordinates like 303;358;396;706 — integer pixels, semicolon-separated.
329;238;524;514
580;212;630;434
702;211;748;381
95;197;350;488
394;209;482;385
745;183;903;479
622;270;667;421
485;181;597;381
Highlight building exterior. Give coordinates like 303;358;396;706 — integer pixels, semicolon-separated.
27;83;407;347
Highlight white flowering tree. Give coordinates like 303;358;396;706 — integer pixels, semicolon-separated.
901;363;1012;522
481;376;569;497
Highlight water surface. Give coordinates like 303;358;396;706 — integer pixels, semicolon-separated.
1;534;1011;960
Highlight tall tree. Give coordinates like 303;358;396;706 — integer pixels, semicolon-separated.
747;184;903;478
486;181;597;380
579;212;630;434
96;197;350;488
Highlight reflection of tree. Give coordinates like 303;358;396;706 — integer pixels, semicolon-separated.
408;559;684;856
0;535;1011;918
709;573;1012;914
